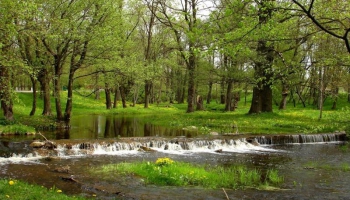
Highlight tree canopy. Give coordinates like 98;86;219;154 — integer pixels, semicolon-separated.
0;0;349;121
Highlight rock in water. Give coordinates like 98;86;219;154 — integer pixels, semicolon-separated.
30;141;45;148
139;146;157;152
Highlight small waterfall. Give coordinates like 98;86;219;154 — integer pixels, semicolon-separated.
0;133;346;163
255;133;346;145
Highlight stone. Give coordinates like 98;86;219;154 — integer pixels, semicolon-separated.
30;141;45;148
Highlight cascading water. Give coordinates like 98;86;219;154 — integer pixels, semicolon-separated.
1;133;346;164
254;132;346;145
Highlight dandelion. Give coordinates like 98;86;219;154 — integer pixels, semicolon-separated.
8;181;14;186
155;157;174;166
57;190;62;193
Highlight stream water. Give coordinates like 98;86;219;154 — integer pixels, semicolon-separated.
1;115;349;200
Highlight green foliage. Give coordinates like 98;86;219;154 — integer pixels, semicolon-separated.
266;169;284;185
93;159;284;189
0;179;86;200
0;124;35;135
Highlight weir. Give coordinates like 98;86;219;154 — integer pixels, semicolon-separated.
254;132;346;145
0;133;346;162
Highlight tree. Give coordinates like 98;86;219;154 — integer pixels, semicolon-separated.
0;0;26;121
248;0;275;114
154;0;205;113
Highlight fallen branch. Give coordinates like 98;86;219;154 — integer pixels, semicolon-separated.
222;188;230;200
37;132;49;141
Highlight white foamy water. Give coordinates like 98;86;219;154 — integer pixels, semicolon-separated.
0;153;43;165
2;133;344;163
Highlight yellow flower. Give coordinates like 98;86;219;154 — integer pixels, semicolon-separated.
92;194;97;197
8;181;14;186
6;195;10;198
57;190;62;193
155;157;175;166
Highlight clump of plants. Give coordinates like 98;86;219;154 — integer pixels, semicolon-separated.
0;124;35;135
94;158;284;189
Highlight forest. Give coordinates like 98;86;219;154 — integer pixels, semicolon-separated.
1;0;349;123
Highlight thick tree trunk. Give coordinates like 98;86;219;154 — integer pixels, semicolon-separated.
0;66;14;121
1;101;14;121
38;69;52;116
248;1;274;114
261;84;273;112
249;86;262;114
186;52;197;113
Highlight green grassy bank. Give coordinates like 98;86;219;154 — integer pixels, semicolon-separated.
4;92;349;135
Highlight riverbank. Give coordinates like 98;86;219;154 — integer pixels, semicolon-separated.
2;92;350;135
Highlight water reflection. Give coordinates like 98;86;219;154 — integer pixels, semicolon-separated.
55;115;195;140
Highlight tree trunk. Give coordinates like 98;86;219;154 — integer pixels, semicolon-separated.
220;77;226;104
186;52;196;113
225;79;234;111
318;67;324;119
64;40;88;123
119;85;127;108
0;65;14;121
196;95;204;111
144;80;152;108
278;80;288;110
54;62;63;121
261;84;273;112
29;76;37;116
105;87;112;109
296;87;306;107
331;87;339;110
64;68;76;123
206;81;213;104
113;87;118;108
38;69;52;116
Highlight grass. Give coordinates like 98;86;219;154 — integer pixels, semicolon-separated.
0;179;86;200
1;91;350;135
0;119;36;135
92;157;284;190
